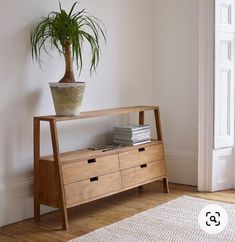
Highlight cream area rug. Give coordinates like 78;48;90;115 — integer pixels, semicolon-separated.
69;196;235;242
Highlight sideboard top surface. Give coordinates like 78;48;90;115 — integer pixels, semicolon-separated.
34;106;159;122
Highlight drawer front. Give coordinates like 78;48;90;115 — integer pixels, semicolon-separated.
62;154;119;184
65;172;122;206
121;160;166;188
119;144;164;170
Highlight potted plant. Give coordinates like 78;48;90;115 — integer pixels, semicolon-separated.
31;2;106;116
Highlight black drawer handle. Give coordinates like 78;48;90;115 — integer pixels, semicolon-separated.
140;164;147;168
88;158;96;164
138;147;145;152
90;177;99;182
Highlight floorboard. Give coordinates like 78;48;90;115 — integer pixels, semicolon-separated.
0;182;234;241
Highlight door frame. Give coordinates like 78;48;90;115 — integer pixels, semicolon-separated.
198;0;215;191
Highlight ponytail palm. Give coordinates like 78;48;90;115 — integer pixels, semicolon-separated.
31;2;106;83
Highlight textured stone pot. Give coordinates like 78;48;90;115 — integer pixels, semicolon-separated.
49;82;85;116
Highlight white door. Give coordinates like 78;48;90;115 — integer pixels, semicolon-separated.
198;0;235;192
214;0;235;191
214;0;235;149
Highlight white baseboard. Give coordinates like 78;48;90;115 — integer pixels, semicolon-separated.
0;177;55;227
165;151;198;186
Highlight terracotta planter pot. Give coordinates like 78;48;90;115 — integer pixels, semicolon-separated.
49;82;85;116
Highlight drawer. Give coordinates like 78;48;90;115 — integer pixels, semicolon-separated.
62;154;119;184
65;172;122;206
121;160;166;188
119;144;164;170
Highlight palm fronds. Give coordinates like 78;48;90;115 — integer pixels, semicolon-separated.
31;2;106;77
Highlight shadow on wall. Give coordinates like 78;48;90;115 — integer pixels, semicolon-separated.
1;91;41;225
0;23;43;224
0;24;39;177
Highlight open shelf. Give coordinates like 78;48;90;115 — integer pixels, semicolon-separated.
35;105;159;122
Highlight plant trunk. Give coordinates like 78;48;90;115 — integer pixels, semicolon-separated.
59;41;76;83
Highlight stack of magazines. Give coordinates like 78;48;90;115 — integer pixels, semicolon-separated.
113;124;151;146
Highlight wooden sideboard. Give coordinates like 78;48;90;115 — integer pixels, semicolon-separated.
34;106;169;230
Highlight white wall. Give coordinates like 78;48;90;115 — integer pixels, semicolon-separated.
153;0;199;186
0;0;200;227
0;0;154;226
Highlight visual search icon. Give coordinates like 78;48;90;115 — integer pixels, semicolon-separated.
198;204;228;234
206;212;221;227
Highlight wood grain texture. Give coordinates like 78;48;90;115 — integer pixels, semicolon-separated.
0;234;23;242
65;172;122;207
138;111;145;191
162;177;169;193
62;154;119;184
119;144;164;170
154;108;169;193
34;118;41;223
49;120;68;230
121;161;166;188
34;106;168;230
65;177;166;208
39;160;59;207
41;140;162;164
1;225;62;241
1;183;235;241
154;109;162;141
36;106;159;122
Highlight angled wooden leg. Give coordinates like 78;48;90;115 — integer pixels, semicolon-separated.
50;120;69;230
34;161;40;222
154;109;162;141
162;177;169;193
138;112;145;192
154;108;169;194
34;118;40;222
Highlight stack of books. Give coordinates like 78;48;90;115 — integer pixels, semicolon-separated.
113;124;151;146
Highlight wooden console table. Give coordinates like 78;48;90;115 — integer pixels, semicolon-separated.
34;106;169;230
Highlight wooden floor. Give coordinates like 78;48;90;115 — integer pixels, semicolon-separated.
0;182;235;241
